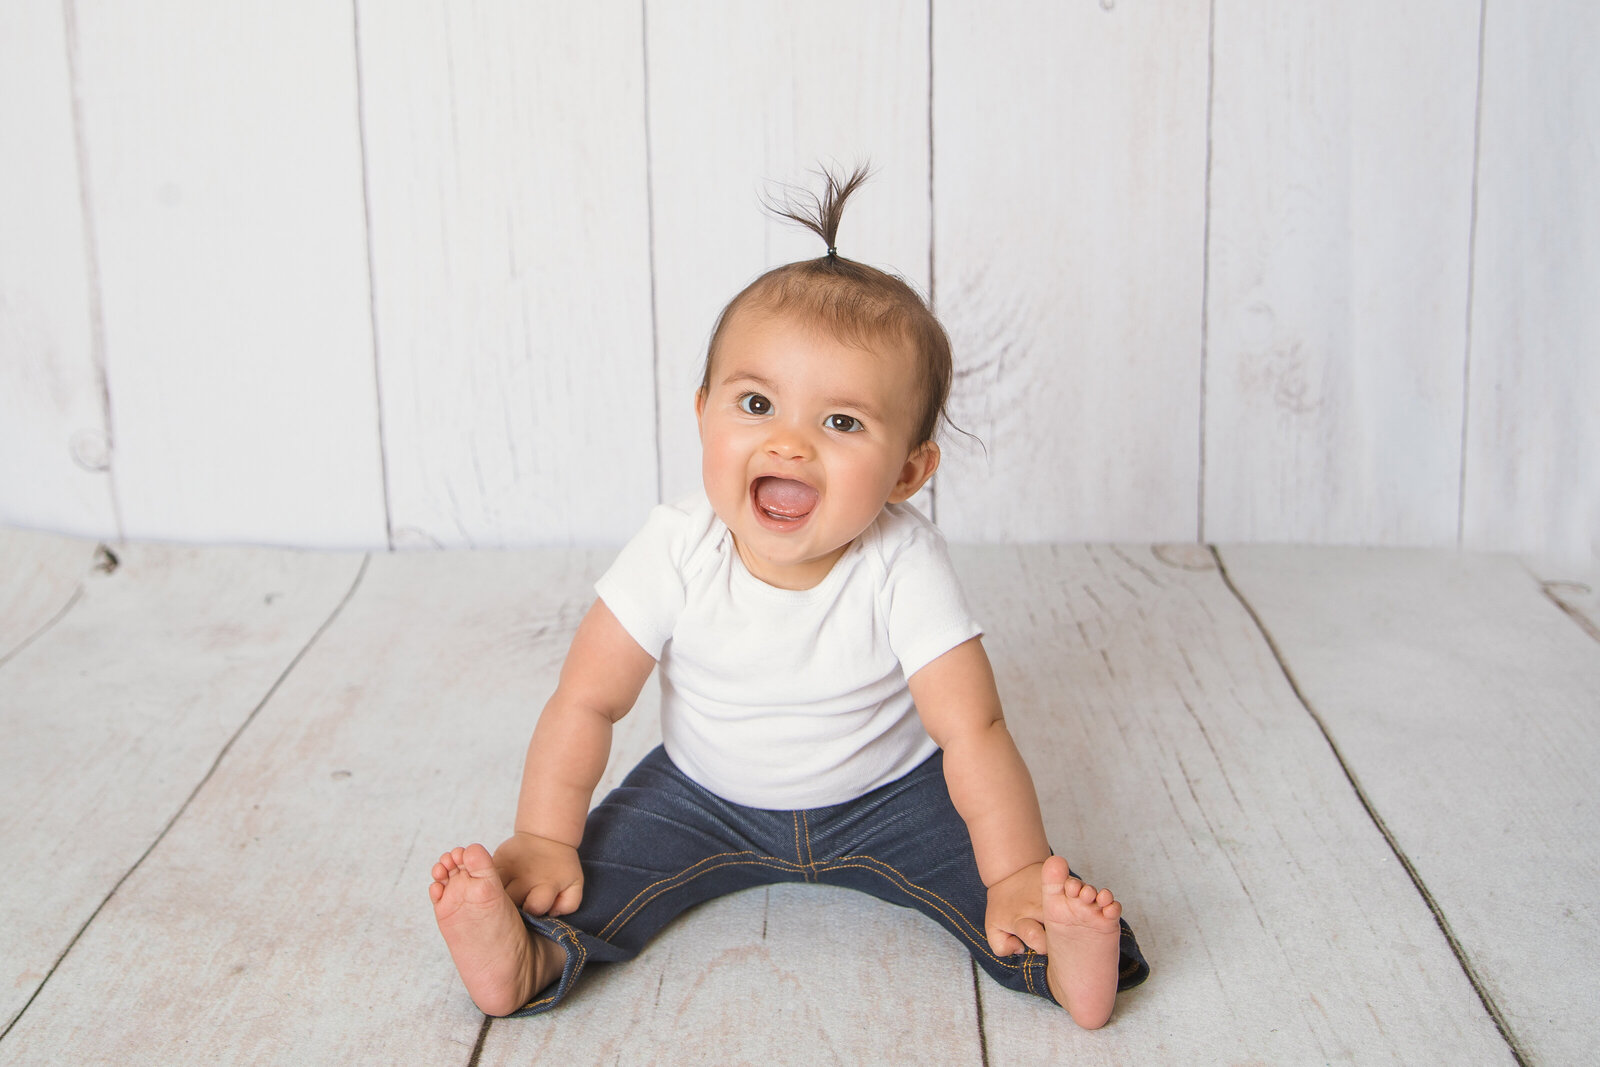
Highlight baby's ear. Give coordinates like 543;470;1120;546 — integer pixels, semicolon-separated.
888;440;940;503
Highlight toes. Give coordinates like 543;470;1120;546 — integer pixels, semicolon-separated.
428;881;445;904
1041;854;1070;886
462;843;496;875
1094;887;1115;908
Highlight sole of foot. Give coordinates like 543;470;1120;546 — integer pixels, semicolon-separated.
430;843;545;1017
1041;854;1122;1029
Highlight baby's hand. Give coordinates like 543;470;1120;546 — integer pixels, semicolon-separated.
984;861;1049;956
491;831;584;917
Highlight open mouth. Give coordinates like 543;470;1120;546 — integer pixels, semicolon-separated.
751;476;819;527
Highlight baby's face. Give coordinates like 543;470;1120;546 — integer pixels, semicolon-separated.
696;308;937;590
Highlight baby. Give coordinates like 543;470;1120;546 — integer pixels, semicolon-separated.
429;167;1148;1030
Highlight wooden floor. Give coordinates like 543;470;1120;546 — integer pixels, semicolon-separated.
1;529;1595;1066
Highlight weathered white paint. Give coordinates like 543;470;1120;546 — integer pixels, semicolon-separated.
0;533;1568;1062
1463;0;1600;565
958;544;1509;1062
0;549;602;1061
646;0;932;507
69;1;385;547
1221;545;1600;1066
0;0;118;538
480;882;982;1064
1204;1;1481;546
1528;558;1600;644
0;6;1595;561
0;528;95;662
933;1;1210;543
358;1;659;549
0;541;361;1033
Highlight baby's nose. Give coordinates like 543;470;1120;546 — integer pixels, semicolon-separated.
763;422;814;460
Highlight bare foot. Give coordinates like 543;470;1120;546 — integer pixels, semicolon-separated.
430;844;563;1016
1041;855;1123;1029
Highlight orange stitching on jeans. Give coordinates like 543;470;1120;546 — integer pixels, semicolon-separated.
801;810;816;868
597;850;786;939
600;856;801;939
813;855;1019;971
791;812;808;881
521;918;587;1011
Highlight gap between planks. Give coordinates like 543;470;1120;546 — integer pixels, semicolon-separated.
0;554;371;1044
1209;545;1529;1067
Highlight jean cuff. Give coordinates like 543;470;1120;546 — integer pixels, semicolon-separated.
505;914;589;1018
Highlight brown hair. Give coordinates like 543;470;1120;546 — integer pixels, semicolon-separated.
700;164;955;447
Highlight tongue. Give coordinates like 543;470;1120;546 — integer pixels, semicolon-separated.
755;477;818;518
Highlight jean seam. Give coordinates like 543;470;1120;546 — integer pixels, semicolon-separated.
815;854;1019;972
800;810;816;869
791;812;812;883
520;917;587;1013
598;854;803;940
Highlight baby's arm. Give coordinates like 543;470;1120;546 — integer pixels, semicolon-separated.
908;637;1052;955
495;598;655;916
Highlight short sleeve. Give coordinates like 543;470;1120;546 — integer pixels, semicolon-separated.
881;511;983;678
593;503;696;659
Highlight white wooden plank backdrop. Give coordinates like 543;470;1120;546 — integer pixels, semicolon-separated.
0;0;118;538
1462;0;1600;565
932;0;1209;543
358;1;658;548
0;4;1595;562
1203;1;1480;546
67;0;386;547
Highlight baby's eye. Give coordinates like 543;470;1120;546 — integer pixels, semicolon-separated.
826;414;862;433
738;393;773;416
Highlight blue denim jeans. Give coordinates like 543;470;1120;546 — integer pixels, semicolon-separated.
513;746;1148;1015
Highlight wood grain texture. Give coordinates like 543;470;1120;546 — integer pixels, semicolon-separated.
1527;556;1600;646
956;544;1510;1062
1220;546;1600;1065
69;1;385;547
480;883;981;1065
1204;0;1480;546
0;528;97;664
0;543;361;1034
933;1;1209;542
0;0;118;538
0;550;625;1063
359;1;658;549
1462;0;1600;565
646;0;932;508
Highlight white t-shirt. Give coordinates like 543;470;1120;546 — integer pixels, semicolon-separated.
595;494;983;809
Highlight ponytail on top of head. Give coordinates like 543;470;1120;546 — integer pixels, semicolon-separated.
760;163;872;261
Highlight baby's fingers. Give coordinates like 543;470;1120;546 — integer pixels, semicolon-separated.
1014;918;1046;955
988;929;1024;957
518;881;560;917
547;882;584;917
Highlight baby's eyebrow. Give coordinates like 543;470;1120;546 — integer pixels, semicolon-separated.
820;394;884;422
718;370;778;394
